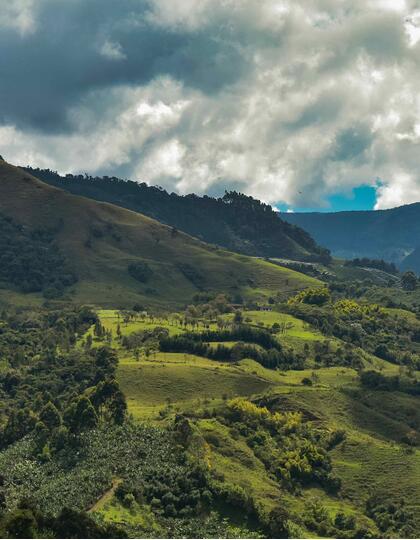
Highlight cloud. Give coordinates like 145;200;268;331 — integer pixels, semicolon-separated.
375;172;420;209
1;0;420;209
0;0;36;36
99;40;127;61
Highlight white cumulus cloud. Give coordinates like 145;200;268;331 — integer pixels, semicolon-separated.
1;0;420;209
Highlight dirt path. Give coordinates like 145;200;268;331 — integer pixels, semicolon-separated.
87;478;123;513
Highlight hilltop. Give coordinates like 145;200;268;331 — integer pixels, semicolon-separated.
0;160;318;308
283;203;420;271
22;167;330;263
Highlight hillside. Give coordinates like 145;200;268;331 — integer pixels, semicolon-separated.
0;160;318;308
401;245;420;273
22;167;331;263
283;203;420;270
1;295;419;538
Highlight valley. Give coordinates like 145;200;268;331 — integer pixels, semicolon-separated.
0;160;419;539
2;2;420;538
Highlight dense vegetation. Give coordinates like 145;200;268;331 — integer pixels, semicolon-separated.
24;167;331;263
0;279;419;538
344;258;398;275
159;327;302;369
285;288;420;369
0;308;126;454
0;213;77;297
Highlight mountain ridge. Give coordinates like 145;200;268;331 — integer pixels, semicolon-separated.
22;166;330;263
0;160;318;308
282;202;420;271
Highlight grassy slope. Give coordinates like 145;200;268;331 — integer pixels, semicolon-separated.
0;160;319;309
118;354;272;419
89;308;420;535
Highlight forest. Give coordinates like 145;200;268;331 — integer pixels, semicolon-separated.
23;167;331;263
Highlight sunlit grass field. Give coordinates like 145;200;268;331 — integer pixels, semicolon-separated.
90;306;420;532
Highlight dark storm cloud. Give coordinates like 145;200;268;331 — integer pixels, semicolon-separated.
0;0;248;132
2;0;420;210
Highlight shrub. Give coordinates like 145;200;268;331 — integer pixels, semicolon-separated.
128;262;153;283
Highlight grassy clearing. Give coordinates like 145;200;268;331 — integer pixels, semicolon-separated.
97;309;184;341
86;308;326;356
223;310;322;342
117;353;272;418
96;498;160;533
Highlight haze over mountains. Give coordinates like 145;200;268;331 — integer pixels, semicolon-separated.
283;204;420;273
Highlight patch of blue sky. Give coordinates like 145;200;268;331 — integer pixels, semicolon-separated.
276;184;379;213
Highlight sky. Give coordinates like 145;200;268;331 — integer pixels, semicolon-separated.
1;1;420;212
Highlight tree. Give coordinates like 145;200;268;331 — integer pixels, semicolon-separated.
94;346;118;370
5;508;37;539
39;402;62;431
93;320;104;338
65;396;98;433
267;506;290;538
92;379;127;424
233;311;243;325
85;334;93;350
401;271;417;291
109;390;127;424
34;421;49;453
3;408;37;445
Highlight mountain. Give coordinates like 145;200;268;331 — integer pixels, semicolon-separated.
22;167;330;263
400;245;420;273
283;203;420;270
0;160;318;308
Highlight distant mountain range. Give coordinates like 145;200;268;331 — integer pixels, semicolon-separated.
22;167;330;263
283;204;420;273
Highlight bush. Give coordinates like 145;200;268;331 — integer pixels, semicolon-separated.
128;262;152;283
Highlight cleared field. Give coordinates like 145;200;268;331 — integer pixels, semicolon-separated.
223;310;323;342
117;353;272;418
237;359;356;386
96;499;159;533
96;309;184;341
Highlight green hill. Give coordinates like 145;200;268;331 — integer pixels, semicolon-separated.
0;160;318;308
283;203;420;270
23;166;331;263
